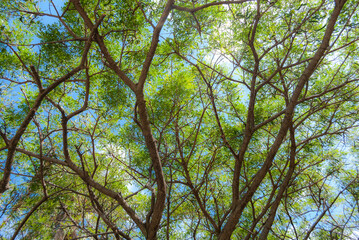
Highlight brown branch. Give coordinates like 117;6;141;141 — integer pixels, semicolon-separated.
173;0;254;13
137;0;175;90
30;65;43;91
231;0;261;202
258;122;297;239
70;0;136;92
0;11;101;193
175;124;219;232
58;110;146;234
67;67;91;119
87;186;132;240
16;148;67;166
303;178;357;240
218;1;348;238
10;191;60;240
0;64;86;194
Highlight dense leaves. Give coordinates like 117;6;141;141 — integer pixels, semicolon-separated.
0;0;359;239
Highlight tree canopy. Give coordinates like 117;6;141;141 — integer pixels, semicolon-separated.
1;0;359;239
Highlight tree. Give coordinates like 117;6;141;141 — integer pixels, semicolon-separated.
0;0;359;239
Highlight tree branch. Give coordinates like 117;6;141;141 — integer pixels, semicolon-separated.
173;0;254;13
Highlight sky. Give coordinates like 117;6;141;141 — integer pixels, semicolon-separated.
1;0;359;238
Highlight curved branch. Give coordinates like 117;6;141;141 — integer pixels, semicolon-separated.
173;0;253;13
137;0;175;90
218;1;348;238
10;191;60;240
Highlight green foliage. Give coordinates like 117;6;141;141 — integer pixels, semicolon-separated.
0;0;359;239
